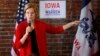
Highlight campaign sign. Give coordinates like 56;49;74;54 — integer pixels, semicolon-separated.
39;0;66;19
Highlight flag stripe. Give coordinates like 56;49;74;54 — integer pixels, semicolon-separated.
82;0;91;8
11;0;29;56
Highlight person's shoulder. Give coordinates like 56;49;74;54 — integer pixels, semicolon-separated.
17;20;27;28
35;19;47;24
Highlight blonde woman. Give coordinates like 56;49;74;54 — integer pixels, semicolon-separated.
14;3;79;56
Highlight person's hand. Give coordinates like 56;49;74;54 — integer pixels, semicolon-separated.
25;26;33;35
70;20;80;26
20;26;33;44
63;20;80;30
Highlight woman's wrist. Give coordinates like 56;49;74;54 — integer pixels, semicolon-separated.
71;22;74;26
25;33;28;36
68;22;74;27
20;33;28;44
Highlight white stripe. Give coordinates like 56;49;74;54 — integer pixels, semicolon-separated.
11;23;18;56
11;48;17;56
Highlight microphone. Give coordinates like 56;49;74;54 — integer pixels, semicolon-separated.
28;21;31;26
28;21;31;35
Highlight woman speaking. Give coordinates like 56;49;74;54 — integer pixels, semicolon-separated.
14;3;79;56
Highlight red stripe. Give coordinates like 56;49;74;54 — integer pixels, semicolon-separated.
12;42;20;56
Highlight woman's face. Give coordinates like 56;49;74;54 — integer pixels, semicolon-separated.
25;8;35;22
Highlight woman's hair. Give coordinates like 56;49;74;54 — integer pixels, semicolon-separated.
24;3;36;13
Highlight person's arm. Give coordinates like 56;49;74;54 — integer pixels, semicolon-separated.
63;21;80;30
15;26;32;49
20;26;32;44
20;33;28;44
45;20;79;34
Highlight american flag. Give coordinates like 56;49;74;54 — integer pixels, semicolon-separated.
72;0;98;56
11;0;29;56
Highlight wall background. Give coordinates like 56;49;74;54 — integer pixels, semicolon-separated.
0;0;100;56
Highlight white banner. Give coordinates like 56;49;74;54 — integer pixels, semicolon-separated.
39;0;66;19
